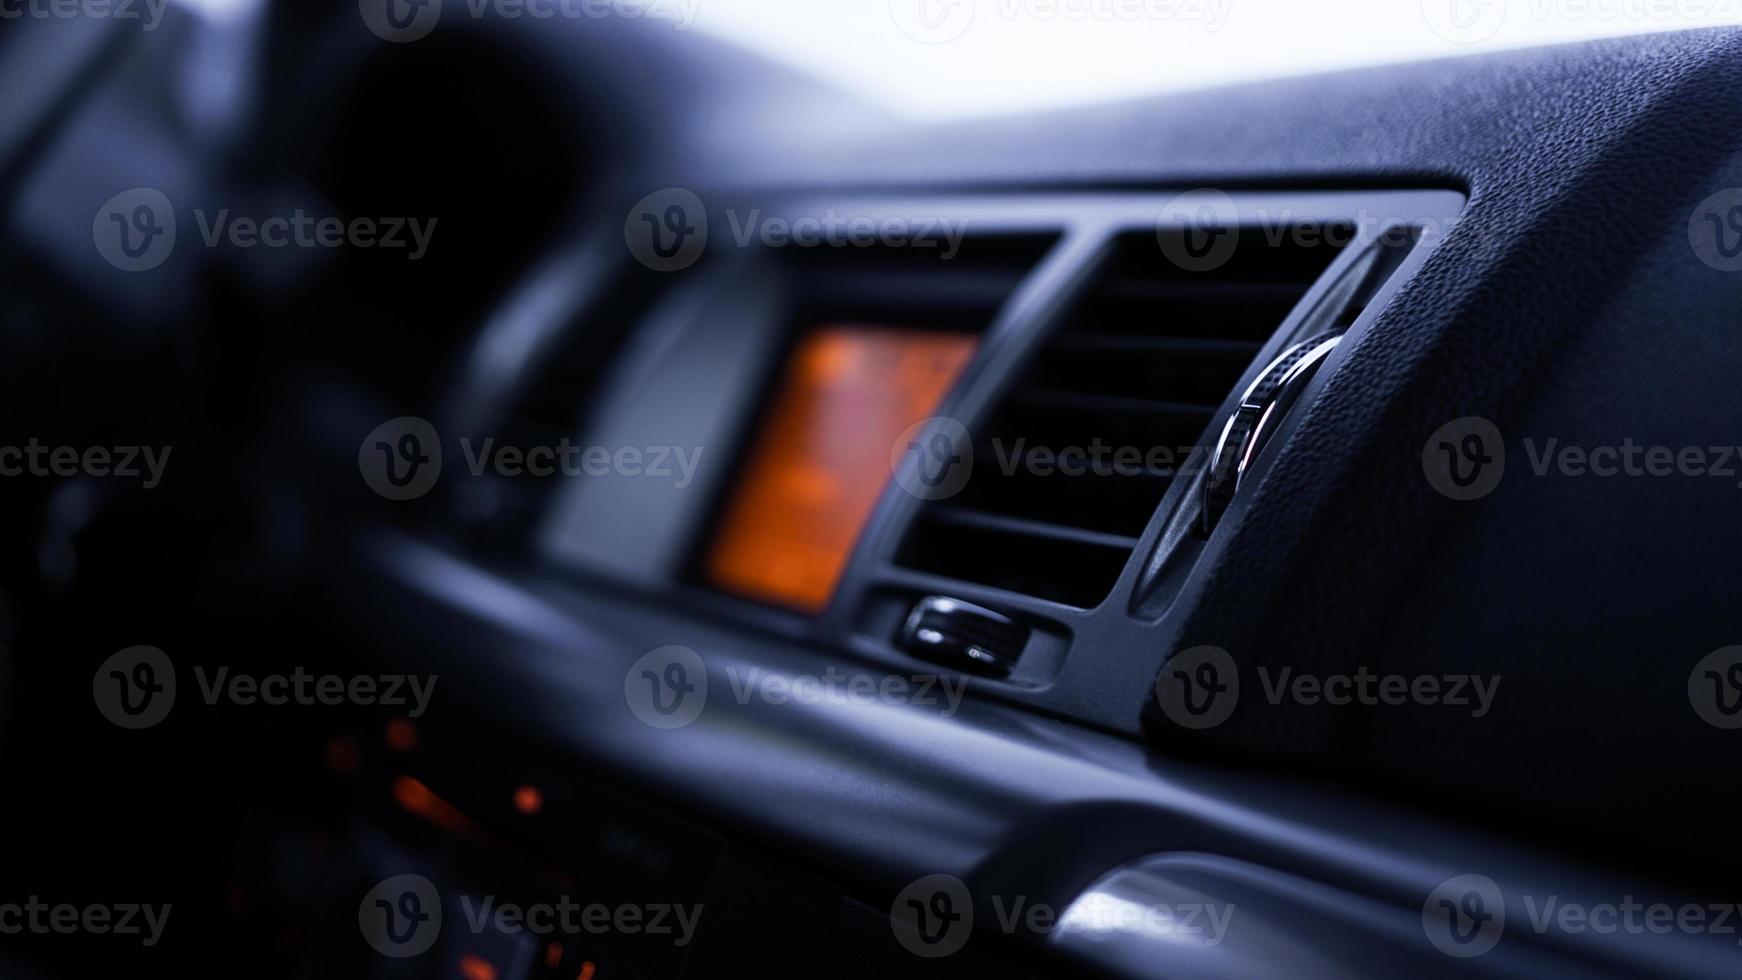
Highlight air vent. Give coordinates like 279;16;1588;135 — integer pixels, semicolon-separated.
447;265;660;547
896;226;1350;607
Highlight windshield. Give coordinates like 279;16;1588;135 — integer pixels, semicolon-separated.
685;0;1742;120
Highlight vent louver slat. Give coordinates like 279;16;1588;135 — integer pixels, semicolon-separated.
896;226;1350;607
449;268;660;545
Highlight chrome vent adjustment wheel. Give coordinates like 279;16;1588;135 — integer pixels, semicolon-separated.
1200;332;1344;534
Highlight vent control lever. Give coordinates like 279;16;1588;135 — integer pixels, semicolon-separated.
1200;332;1344;534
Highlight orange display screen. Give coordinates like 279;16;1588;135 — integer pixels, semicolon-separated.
704;325;978;612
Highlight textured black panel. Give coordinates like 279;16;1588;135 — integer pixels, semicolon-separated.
1117;35;1742;869
637;29;1742;870
562;27;1742;881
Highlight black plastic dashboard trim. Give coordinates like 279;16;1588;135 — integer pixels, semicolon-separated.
474;189;1465;735
327;528;1736;979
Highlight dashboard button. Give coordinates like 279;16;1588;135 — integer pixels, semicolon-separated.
898;596;1028;676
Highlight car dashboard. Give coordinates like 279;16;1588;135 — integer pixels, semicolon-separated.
2;7;1741;979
